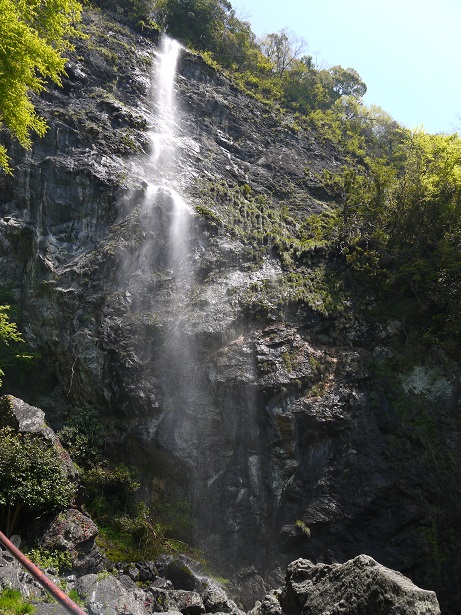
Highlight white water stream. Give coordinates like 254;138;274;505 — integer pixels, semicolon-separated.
131;36;265;569
146;37;193;290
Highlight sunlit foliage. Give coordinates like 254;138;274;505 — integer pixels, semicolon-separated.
0;0;83;172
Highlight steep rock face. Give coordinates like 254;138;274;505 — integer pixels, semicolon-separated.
1;8;461;614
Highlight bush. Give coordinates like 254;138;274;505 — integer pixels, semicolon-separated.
58;407;105;469
0;427;77;535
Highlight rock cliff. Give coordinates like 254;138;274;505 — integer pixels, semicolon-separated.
0;6;460;614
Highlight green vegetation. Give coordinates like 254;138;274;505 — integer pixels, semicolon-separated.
295;519;311;538
0;304;38;390
57;407;105;468
0;587;35;615
0;0;84;172
0;427;77;535
25;548;73;574
197;178;345;316
0;306;24;388
57;407;193;562
83;464;192;561
316;130;461;356
67;589;85;608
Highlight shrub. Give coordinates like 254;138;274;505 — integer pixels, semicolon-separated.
0;427;77;535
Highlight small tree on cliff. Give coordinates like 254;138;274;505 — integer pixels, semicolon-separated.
0;0;83;173
0;306;23;388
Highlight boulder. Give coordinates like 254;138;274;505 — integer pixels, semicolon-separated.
155;556;203;592
39;509;105;573
202;585;241;614
76;572;150;615
0;547;50;601
250;555;441;615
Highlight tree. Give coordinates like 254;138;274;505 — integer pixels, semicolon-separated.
328;66;367;98
0;426;77;535
0;0;83;173
259;28;307;76
154;0;232;50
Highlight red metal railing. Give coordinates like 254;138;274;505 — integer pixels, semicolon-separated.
0;530;88;615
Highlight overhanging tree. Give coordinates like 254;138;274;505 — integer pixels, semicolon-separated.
0;0;83;173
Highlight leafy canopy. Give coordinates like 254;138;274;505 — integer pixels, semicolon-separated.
0;0;83;173
317;129;461;354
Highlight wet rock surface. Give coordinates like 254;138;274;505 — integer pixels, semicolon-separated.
0;6;460;615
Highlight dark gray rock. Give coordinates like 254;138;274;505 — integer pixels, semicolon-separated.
155;557;203;592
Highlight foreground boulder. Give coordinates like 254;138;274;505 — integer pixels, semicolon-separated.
250;556;440;615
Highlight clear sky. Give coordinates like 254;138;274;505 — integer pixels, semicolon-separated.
230;0;461;134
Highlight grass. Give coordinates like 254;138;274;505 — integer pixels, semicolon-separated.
0;588;35;615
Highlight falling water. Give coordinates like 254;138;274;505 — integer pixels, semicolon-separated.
129;35;266;571
141;36;207;472
145;37;193;292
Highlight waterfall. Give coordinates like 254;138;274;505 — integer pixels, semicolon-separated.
141;36;206;479
145;36;193;291
124;34;265;571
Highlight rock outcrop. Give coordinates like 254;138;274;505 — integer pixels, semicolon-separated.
39;509;105;574
0;5;460;614
0;395;104;572
250;556;441;615
0;549;243;615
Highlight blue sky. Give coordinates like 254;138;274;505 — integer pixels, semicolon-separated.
230;0;461;134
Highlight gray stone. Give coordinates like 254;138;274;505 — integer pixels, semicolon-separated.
251;556;441;615
147;588;205;615
0;547;51;601
202;586;243;615
76;572;150;615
